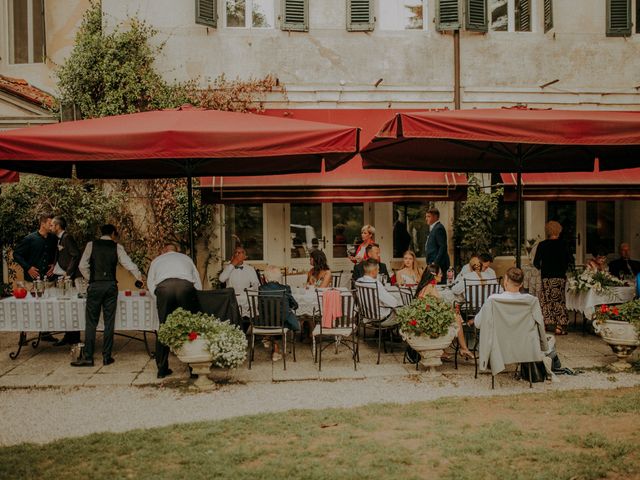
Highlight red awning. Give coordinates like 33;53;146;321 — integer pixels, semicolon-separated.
201;109;467;203
500;166;640;200
0;169;18;183
0;106;359;178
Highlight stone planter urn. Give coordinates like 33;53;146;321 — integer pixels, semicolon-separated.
593;319;640;372
401;324;458;373
175;337;215;388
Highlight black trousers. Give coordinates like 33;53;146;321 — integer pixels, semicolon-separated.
155;278;199;372
84;281;118;360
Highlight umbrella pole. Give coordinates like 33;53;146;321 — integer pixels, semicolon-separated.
516;168;523;269
187;174;196;261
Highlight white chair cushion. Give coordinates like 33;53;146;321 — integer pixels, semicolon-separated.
312;325;355;337
252;327;289;335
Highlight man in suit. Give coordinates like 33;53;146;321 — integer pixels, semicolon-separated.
13;212;58;342
608;243;640;279
352;243;389;285
424;207;450;282
72;224;143;367
147;244;202;378
50;216;82;346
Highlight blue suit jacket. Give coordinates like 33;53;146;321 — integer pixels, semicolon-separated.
424;222;450;272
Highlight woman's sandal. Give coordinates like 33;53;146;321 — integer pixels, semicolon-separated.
555;327;568;336
460;349;473;360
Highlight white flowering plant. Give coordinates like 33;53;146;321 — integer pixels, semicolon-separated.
158;308;247;369
567;269;625;295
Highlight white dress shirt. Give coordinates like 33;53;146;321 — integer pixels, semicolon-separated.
53;230;66;276
147;251;202;295
79;236;142;282
219;262;259;295
356;275;399;318
451;271;499;296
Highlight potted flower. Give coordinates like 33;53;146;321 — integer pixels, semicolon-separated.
592;299;640;372
157;308;248;386
396;295;458;372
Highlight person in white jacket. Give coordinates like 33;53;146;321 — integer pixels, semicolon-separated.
219;247;260;295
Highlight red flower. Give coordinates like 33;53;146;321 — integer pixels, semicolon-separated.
429;279;437;286
612;307;619;316
600;304;609;313
187;331;199;341
425;304;431;311
409;319;418;326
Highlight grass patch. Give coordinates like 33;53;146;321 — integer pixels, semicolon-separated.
1;388;639;479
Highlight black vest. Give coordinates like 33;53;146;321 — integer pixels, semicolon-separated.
89;239;118;283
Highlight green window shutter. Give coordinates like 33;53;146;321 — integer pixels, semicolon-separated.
515;0;530;32
606;0;631;37
195;0;217;27
281;0;309;32
437;0;461;31
465;0;487;32
543;0;553;33
347;0;374;32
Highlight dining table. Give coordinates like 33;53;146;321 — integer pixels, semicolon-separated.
0;291;159;359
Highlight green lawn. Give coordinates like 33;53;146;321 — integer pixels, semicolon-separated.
2;388;640;480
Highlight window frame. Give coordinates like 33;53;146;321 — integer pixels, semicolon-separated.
222;203;266;262
487;0;538;33
223;0;275;29
8;0;46;65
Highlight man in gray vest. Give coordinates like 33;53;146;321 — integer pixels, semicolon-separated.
71;224;143;367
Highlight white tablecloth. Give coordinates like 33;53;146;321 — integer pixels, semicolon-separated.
565;286;636;319
0;293;159;332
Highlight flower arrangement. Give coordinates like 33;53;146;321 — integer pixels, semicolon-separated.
594;299;640;334
396;294;456;339
567;269;625;295
157;308;248;369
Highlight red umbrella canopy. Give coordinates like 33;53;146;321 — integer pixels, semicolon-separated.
0;106;359;178
361;108;640;173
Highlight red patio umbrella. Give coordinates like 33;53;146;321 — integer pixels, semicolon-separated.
0;106;360;255
361;108;640;265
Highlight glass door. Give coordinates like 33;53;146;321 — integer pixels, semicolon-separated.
547;201;577;261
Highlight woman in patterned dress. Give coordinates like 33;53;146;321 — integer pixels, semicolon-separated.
533;221;573;335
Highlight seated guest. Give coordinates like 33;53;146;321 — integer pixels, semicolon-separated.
352;243;389;284
415;263;472;359
479;252;497;279
451;256;497;297
586;247;609;273
219;246;260;295
259;265;300;361
395;250;422;286
355;259;399;325
474;267;548;376
306;250;332;288
453;254;480;285
608;242;640;279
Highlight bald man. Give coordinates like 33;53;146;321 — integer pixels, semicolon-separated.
608;243;640;279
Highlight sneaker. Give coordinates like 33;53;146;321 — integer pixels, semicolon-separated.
272;352;282;362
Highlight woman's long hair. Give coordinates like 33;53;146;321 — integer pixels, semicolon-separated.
402;250;422;279
414;263;441;298
310;249;330;275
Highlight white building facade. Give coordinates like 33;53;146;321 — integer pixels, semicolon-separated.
2;0;640;276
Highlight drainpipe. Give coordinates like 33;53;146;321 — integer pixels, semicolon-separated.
453;29;461;110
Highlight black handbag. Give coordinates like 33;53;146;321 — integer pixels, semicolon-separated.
519;362;547;383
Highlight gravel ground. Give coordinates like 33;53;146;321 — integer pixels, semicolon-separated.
1;370;639;446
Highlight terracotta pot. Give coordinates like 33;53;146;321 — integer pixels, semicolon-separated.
593;319;639;372
401;324;458;373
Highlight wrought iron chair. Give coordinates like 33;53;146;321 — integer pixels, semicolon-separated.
453;277;502;378
397;286;414;307
354;282;397;364
245;289;296;370
331;270;343;288
313;289;358;371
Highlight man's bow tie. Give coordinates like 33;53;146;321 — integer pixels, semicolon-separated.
234;265;244;270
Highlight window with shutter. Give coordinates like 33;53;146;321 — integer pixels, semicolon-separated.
543;0;553;32
606;0;631;37
514;0;530;32
437;0;461;31
281;0;308;31
466;0;487;32
347;0;374;31
196;0;217;27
